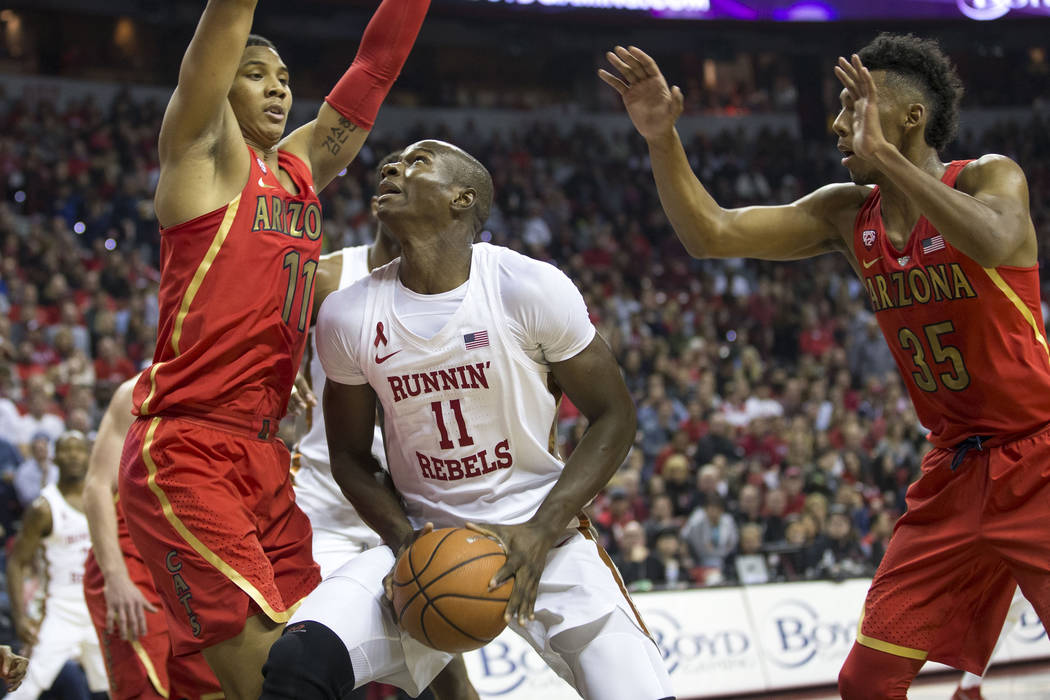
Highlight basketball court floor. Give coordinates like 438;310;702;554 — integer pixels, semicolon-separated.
767;661;1050;699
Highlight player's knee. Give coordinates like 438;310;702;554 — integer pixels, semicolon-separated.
260;620;355;700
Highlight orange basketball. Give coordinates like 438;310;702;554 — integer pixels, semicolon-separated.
391;527;512;653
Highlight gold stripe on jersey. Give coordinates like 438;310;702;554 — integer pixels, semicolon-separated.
140;417;295;624
982;267;1050;362
201;693;226;700
855;608;928;660
143;196;242;415
171;195;242;355
131;639;170;698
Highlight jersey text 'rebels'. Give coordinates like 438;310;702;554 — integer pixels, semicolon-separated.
854;160;1050;447
134;147;322;420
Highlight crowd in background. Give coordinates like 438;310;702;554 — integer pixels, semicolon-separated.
1;89;1049;612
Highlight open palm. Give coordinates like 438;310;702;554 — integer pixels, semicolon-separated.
835;54;888;160
599;46;684;142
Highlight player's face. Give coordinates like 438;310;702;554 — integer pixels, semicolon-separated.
832;74;900;186
54;435;89;481
375;141;461;232
228;46;292;148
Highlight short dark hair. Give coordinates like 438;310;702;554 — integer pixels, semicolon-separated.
435;144;493;235
246;34;277;52
857;33;964;151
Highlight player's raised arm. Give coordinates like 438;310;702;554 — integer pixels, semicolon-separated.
158;0;257;162
280;0;430;192
600;45;861;261
83;376;156;642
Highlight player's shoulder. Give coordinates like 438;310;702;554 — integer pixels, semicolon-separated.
22;495;53;535
956;154;1028;194
801;182;873;211
480;242;568;279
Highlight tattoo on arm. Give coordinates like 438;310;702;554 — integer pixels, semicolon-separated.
322;116;359;156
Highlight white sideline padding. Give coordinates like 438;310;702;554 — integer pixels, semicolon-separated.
464;579;1050;699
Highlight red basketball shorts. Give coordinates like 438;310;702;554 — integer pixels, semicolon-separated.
858;424;1050;674
84;549;223;699
118;415;320;655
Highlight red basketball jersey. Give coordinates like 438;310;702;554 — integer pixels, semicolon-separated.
854;159;1050;447
134;146;322;421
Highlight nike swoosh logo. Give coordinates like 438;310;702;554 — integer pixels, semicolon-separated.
258;177;275;189
862;257;882;269
375;350;402;364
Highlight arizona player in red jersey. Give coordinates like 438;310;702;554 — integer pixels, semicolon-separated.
602;33;1050;699
117;1;430;697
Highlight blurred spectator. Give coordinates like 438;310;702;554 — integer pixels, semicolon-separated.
15;384;65;448
613;521;663;591
731;523;771;584
681;494;739;585
14;433;57;507
808;505;868;580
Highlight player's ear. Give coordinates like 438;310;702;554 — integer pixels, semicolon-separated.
904;101;925;131
451;188;477;216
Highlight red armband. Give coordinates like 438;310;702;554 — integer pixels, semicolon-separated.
325;0;430;131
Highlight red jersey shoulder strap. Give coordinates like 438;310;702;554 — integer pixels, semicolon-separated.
942;159;975;188
277;149;315;194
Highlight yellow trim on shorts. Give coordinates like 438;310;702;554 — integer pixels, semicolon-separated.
201;693;227;700
141;195;241;415
982;267;1050;361
131;639;170;699
855;608;928;661
141;416;294;624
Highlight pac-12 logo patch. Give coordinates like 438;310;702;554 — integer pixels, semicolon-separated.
256;157;268;174
862;229;877;249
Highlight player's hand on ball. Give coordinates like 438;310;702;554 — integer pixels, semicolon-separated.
0;645;28;691
599;45;684;142
465;521;559;627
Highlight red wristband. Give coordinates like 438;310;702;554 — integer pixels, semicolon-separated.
325;0;430;130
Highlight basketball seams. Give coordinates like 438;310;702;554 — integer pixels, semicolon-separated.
423;598;493;645
394;551;506;621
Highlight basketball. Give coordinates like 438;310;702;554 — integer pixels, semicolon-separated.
391;527;512;653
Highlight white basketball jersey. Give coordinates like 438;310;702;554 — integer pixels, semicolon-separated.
296;245;384;543
39;483;90;601
350;244;572;529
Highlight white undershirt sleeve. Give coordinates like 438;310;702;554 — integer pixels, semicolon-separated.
315;283;369;386
498;253;596;365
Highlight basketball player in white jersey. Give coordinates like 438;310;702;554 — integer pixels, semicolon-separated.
297;152;478;700
6;431;108;698
259;140;674;700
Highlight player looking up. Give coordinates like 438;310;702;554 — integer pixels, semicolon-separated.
601;34;1050;700
117;1;431;697
258;140;674;700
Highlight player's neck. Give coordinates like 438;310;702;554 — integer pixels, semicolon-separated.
368;231;401;272
398;237;471;294
57;476;84;498
246;138;279;171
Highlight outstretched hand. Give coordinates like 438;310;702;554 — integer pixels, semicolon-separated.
465;521;559;627
834;54;889;162
599;46;684;142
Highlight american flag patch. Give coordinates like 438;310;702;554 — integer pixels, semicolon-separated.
463;331;489;350
921;235;945;254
